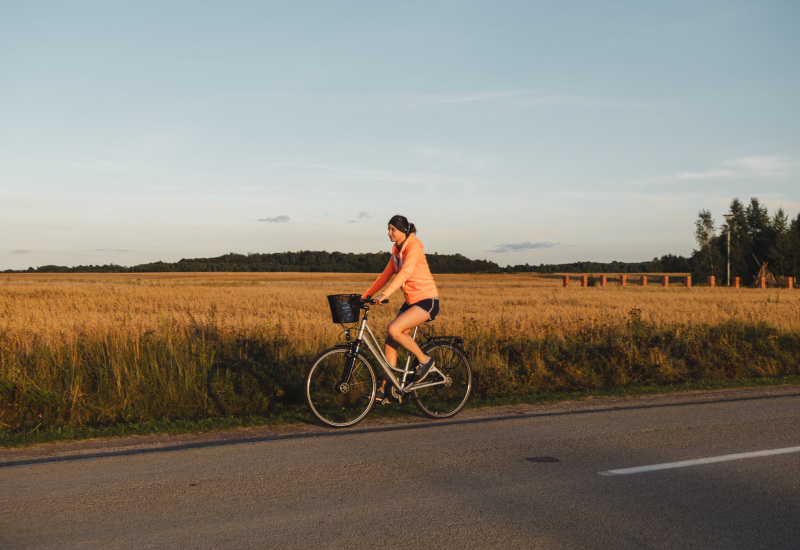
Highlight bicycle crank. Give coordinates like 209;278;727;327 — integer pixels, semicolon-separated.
388;385;403;403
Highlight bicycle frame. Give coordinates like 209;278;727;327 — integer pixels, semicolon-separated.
345;305;445;394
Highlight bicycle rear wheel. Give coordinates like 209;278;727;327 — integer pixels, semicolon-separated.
412;342;472;419
305;347;376;428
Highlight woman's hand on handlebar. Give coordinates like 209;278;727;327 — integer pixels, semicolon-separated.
361;294;388;305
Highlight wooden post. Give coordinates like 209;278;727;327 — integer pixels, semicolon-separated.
758;277;766;289
620;275;627;287
708;276;715;287
734;277;740;288
581;275;588;287
787;277;794;290
563;275;569;287
685;275;691;288
662;275;669;287
641;275;647;287
600;275;607;287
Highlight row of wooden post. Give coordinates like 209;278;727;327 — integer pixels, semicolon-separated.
562;275;795;289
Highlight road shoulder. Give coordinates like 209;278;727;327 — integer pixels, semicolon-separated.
3;384;799;466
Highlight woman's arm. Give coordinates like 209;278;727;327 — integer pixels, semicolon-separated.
381;241;423;298
361;261;395;299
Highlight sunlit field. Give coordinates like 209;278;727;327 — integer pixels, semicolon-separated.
4;272;799;346
2;272;799;437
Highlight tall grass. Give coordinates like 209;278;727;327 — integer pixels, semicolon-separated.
1;317;305;432
2;273;800;435
466;317;800;398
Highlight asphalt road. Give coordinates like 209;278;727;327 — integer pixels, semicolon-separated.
2;385;799;549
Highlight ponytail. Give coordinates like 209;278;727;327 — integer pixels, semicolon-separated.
389;215;417;236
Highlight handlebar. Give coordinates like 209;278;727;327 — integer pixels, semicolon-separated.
362;295;389;305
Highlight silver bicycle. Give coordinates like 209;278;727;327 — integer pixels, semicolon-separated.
305;294;472;428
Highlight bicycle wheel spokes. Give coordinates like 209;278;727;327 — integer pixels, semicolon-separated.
412;343;472;419
306;348;376;428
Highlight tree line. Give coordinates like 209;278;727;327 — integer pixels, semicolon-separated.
691;197;800;284
7;251;506;274
6;251;692;275
7;197;797;279
503;259;682;274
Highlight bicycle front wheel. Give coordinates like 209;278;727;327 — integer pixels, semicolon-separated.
412;342;472;419
305;347;376;428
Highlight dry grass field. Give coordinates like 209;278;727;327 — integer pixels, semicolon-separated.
3;272;799;347
2;272;799;437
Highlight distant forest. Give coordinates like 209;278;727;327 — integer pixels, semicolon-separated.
7;251;685;275
8;197;798;280
8;251;503;274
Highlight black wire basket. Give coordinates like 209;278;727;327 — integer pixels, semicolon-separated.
327;294;362;324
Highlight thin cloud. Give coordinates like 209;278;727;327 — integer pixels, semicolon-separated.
258;215;290;223
96;248;133;252
402;91;650;110
675;169;737;180
416;90;534;104
295;163;479;191
723;155;799;179
349;211;371;224
630;154;800;185
68;159;129;172
12;249;31;254
490;242;558;253
411;147;495;171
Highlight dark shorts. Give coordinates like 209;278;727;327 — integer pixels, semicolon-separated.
398;297;439;321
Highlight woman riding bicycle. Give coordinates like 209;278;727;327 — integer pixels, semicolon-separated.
362;215;439;403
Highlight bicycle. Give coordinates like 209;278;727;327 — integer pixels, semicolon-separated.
305;294;472;428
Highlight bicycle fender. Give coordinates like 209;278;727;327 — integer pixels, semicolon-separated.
424;335;464;346
422;338;469;358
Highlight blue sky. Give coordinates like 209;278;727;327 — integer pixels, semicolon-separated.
2;1;799;270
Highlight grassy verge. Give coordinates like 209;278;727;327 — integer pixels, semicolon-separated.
3;375;799;448
3;319;800;447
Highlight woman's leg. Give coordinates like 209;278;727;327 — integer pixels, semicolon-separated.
384;306;431;365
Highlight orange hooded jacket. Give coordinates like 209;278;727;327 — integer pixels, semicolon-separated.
362;234;438;305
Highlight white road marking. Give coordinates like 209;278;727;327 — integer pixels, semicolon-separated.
599;445;800;476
